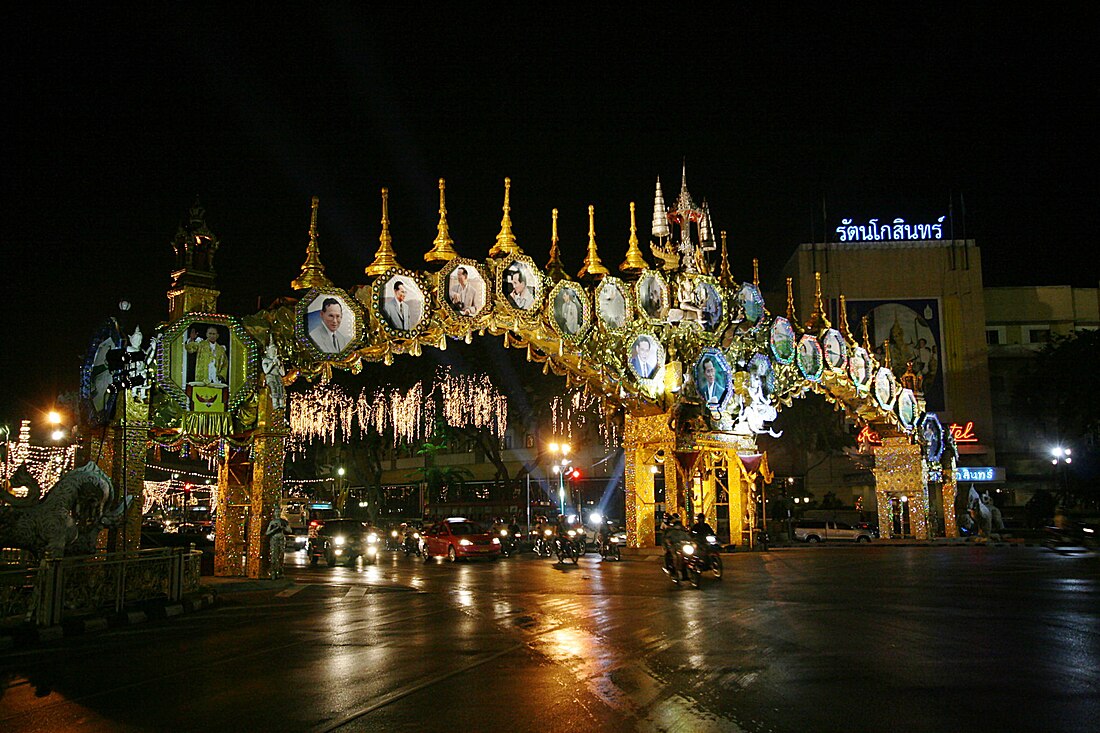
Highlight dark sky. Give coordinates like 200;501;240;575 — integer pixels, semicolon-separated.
2;6;1096;423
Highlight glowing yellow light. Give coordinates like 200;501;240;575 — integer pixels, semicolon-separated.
47;411;62;425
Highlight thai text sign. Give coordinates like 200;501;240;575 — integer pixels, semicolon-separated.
955;466;1004;482
836;216;946;242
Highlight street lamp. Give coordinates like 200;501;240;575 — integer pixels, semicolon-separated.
549;442;572;515
1051;446;1072;497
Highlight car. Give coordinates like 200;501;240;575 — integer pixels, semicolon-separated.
421;518;502;561
307;519;381;566
794;519;874;543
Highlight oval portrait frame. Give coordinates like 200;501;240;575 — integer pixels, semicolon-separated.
921;412;944;462
80;317;124;426
821;328;849;371
436;257;492;325
626;331;665;383
848;346;873;391
371;268;433;340
694;347;733;412
635;269;670;324
737;282;766;325
896;388;918;430
296;286;367;360
594;276;633;333
769;317;797;364
496;254;547;321
873;366;898;411
547;280;593;342
796;334;825;382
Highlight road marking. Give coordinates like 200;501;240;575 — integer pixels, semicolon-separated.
343;586;367;600
276;584;307;598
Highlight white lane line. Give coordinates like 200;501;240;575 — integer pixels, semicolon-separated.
276;584;307;598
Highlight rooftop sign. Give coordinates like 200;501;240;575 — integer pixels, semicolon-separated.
836;216;946;243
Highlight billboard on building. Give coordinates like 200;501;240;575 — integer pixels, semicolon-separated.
840;298;946;412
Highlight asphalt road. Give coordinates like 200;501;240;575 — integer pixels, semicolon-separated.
1;544;1097;732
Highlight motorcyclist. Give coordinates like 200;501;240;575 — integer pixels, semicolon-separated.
597;520;614;555
554;513;577;557
507;515;522;542
691;512;718;565
661;512;692;579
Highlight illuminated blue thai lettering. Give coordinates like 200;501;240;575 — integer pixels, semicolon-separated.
836;216;947;242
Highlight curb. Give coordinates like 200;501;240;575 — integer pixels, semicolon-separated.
0;591;218;651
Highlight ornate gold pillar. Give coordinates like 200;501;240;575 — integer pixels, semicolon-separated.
623;411;674;548
942;468;959;537
873;437;930;540
96;392;149;551
247;390;287;579
215;445;250;576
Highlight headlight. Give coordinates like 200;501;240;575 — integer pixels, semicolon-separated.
391;530;398;538
681;543;695;555
413;533;420;539
492;537;500;545
500;529;509;536
205;532;215;542
567;530;576;537
367;533;378;544
544;530;552;536
706;535;718;544
367;546;378;555
334;536;346;546
459;539;472;546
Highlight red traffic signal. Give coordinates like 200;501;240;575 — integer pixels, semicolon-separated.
570;469;581;480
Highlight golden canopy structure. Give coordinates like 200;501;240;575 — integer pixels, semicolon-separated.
95;175;954;578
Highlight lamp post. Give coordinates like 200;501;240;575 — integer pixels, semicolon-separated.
1051;446;1072;500
549;442;572;516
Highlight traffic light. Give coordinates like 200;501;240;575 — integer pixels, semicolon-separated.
570;469;580;480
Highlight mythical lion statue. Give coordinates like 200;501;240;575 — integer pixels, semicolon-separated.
1;462;126;560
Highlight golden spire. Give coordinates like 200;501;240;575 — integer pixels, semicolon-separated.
424;178;459;263
292;196;334;291
488;177;521;257
545;208;568;282
619;201;648;275
718;231;733;287
839;294;855;342
804;271;832;333
861;315;871;351
753;258;760;287
883;338;892;369
365;187;402;277
785;277;798;324
578;205;610;280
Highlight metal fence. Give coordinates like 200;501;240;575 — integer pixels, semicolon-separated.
0;546;202;627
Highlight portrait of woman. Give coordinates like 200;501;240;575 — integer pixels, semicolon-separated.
553;284;585;336
638;273;666;319
597;280;628;330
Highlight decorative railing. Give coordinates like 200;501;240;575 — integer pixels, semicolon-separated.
0;546;202;627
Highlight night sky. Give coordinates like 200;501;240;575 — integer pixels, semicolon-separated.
3;7;1096;423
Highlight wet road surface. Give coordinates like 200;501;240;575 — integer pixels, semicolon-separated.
1;545;1097;732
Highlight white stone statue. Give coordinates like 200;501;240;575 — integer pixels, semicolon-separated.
262;339;287;410
265;507;289;580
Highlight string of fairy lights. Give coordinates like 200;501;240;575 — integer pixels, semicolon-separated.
550;391;622;448
288;366;508;455
1;420;78;491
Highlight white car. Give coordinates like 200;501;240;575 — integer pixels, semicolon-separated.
795;520;873;543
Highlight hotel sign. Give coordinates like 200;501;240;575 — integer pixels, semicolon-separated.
836;216;946;242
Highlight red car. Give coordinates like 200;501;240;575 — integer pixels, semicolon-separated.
422;518;501;562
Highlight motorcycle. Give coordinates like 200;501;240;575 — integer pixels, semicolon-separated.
533;528;555;557
663;536;722;587
597;533;622;561
386;528;402;551
498;528;520;557
402;529;422;557
1042;522;1099;553
554;531;579;564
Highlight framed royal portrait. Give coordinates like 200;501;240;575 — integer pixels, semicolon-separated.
737;282;766;325
595;277;632;333
849;346;873;390
769;316;797;364
497;255;545;319
896;388;918;429
295;286;365;359
921;413;944;462
821;328;849;371
372;268;432;339
80;317;123;426
694;348;732;411
548;280;591;341
873;366;898;411
796;334;825;382
155;313;258;434
636;270;669;323
438;258;490;321
627;333;664;381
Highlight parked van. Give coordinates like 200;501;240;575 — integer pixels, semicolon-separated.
794;519;874;543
